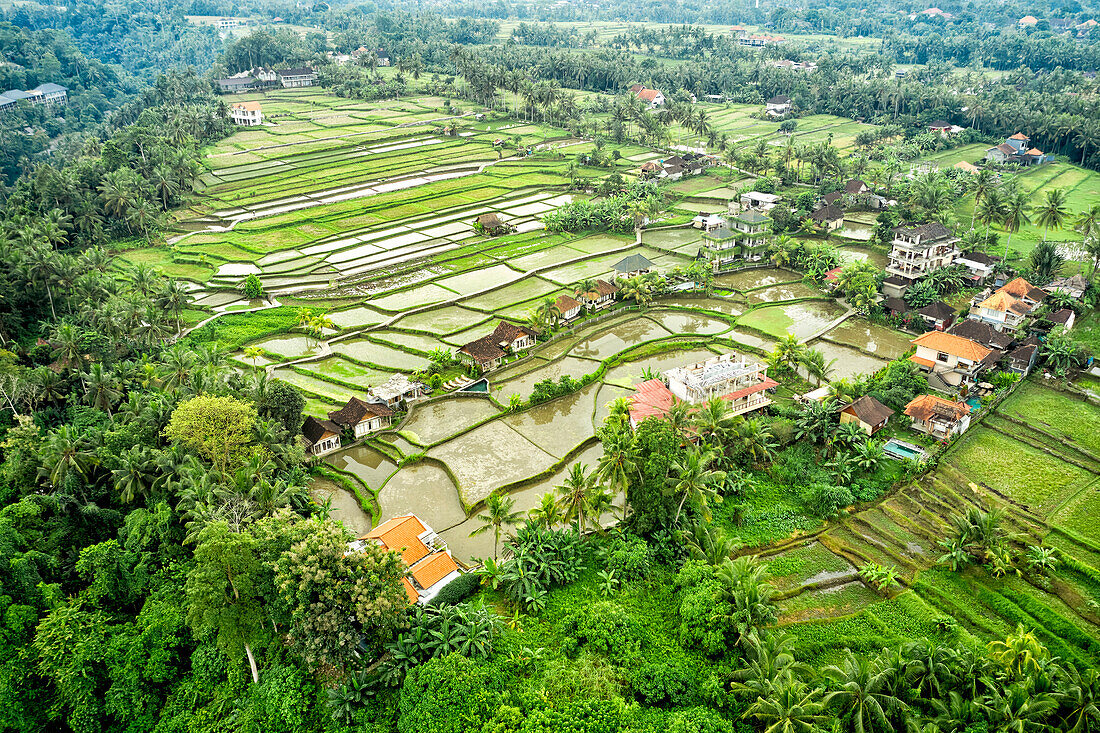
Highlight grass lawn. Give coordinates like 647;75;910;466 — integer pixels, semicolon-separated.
998;381;1100;456
946;428;1093;515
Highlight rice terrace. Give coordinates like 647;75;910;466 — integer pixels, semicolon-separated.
7;5;1100;731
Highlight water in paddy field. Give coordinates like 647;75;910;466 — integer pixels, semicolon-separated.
329;445;398;492
400;397;501;446
375;462;469;541
716;268;798;290
804;339;888;382
311;478;373;538
822;320;912;360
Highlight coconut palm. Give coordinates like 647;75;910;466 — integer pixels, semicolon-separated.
555;463;596;536
596;427;639;501
800;347;836;387
821;653;906;733
1036;188;1070;243
745;678;825;733
737;417;777;467
469;493;523;560
771;334;805;373
665;447;726;523
527;492;560;529
83;363;123;415
1001;191;1032;258
693;395;736;447
664;399;693;441
39;425;95;488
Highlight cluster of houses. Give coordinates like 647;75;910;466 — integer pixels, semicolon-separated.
640;152;716;181
216;67;316;93
328;47;392;66
1018;15;1097;37
771;60;818;72
351;514;463;605
301;373;425;457
0;83;67;110
986;132;1054;167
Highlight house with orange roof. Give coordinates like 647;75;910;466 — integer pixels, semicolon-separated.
230;100;263;126
904;394;972;439
986;132;1053;166
909;331;998;389
635;87;665;108
967;276;1046;331
359;514;462;605
554;294;582;321
1018;15;1039;26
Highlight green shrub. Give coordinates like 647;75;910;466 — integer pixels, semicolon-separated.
518;699;626;733
605;535;651;582
559;602;643;662
630;659;697;706
801;483;853;518
668;707;735;733
398;654;500;733
428;572;481;607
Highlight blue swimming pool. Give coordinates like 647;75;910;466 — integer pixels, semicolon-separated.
883;438;928;462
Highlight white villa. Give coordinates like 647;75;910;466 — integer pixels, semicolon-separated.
665;353;776;415
368;373;425;409
737;191;782;213
230;101;264;126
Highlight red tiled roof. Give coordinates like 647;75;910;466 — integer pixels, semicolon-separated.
410;552;459;589
637;89;661;101
909;355;935;369
904;394;970;422
1000;277;1046;302
628;379;676;424
1009;132;1029;141
401;577;419;603
720;377;778;403
912;331;993;361
491;320;537;345
555;294;581;312
364;515;430;565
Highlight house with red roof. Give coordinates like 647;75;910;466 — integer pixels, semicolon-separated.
626;352;775;429
359;515;462;605
635;87;665;108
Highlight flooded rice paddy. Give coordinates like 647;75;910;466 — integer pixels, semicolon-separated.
737;300;847;341
823;319;912;359
716;268;800;291
805;339;889;381
401;397;501;446
428;420;559;505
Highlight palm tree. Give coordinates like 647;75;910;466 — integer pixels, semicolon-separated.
693;395;735;447
1057;663;1100;733
800;347;835;387
83;363;122;415
771;334;805;373
527;492;560;529
596;426;639;503
737;417;777;467
535;297;562;332
555;463;595;536
469;493;522;560
113;446;154;503
39;425;95;488
1002;191;1032;259
821;653;906;733
969;168;997;230
1036;188;1069;243
665;447;725;523
745;678;825;733
664;399;694;441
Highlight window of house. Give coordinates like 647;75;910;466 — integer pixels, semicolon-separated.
936;352;950;362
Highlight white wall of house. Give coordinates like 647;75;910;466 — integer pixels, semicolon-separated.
310;436;340;456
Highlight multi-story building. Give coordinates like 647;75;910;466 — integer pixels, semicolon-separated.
885;221;960;283
230;101;263;126
665;353;776;415
278;67;316;88
904;395;972;440
967;277;1047;332
909;331;997;390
